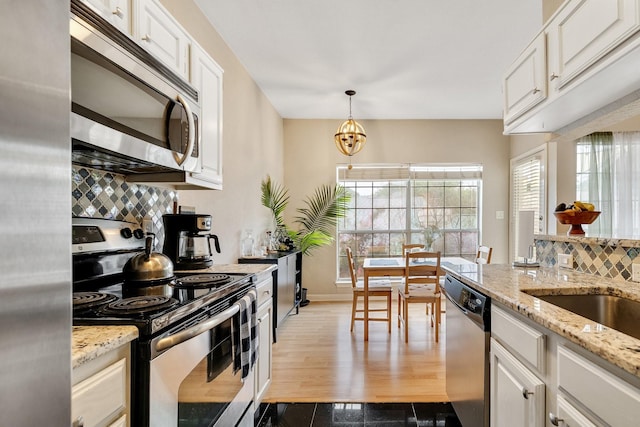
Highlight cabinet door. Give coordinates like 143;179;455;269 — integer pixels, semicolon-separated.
550;0;640;89
552;396;597;427
80;0;132;35
503;32;547;124
255;300;273;406
188;43;224;189
72;358;127;427
490;339;545;427
135;0;190;80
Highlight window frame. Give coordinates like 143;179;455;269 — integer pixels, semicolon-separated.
336;164;483;282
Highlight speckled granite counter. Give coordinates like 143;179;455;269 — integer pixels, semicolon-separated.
444;263;640;378
72;326;138;369
177;263;277;275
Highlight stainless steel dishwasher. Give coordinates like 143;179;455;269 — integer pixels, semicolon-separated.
443;274;491;427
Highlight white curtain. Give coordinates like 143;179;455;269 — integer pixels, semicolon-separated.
576;131;640;237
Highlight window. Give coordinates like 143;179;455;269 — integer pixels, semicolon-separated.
337;164;482;281
510;146;546;262
576;131;640;237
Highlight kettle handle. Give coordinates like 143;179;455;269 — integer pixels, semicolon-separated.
208;234;221;254
144;233;156;259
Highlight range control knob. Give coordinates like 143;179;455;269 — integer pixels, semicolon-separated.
120;227;133;239
133;228;145;239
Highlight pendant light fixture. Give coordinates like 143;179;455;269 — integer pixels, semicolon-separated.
334;90;366;162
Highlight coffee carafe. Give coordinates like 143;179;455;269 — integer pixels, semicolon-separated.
162;213;221;270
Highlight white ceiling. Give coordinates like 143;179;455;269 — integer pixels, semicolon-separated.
194;0;542;120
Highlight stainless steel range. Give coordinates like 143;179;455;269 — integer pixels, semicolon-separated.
72;218;256;427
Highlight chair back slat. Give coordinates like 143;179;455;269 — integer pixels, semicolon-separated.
403;251;441;293
402;243;424;257
346;247;358;289
476;245;493;264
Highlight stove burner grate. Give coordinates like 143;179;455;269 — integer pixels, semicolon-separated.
174;273;232;289
101;295;178;316
73;292;118;311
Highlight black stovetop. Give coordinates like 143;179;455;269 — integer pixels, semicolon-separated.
72;272;252;337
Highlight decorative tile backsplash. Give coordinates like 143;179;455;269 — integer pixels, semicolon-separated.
71;166;177;245
536;236;640;282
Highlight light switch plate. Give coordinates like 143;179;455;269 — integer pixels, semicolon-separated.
558;253;573;269
632;264;640;282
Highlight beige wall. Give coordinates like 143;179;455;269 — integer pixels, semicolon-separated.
284;119;510;299
160;0;285;263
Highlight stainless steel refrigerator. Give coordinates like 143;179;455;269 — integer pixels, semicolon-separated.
0;1;71;425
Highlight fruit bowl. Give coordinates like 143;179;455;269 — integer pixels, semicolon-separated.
553;211;601;235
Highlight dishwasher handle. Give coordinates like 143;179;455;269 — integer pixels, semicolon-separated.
444;290;469;315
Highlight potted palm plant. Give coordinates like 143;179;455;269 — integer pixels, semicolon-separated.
260;175;350;256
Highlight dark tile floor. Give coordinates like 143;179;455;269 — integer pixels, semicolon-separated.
256;402;462;427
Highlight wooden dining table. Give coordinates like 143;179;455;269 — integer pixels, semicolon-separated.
361;256;475;341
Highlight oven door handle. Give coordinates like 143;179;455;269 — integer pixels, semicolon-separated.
155;303;240;352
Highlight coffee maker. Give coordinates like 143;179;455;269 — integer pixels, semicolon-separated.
162;213;221;270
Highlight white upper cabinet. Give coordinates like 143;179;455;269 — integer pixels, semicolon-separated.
550;0;640;90
503;33;547;125
80;0;132;36
134;0;190;80
187;42;224;189
504;0;640;135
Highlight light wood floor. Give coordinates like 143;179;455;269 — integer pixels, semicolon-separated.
263;300;448;403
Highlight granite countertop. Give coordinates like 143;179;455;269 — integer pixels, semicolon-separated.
444;263;640;379
178;263;277;275
72;325;138;369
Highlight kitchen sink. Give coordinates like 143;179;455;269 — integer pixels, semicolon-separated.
526;293;640;340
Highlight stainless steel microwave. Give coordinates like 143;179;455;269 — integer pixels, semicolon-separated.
70;0;201;174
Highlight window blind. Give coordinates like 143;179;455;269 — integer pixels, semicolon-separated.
511;152;544;260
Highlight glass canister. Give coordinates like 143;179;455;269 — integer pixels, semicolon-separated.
241;229;255;257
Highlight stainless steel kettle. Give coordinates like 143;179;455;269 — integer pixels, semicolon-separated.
123;234;175;285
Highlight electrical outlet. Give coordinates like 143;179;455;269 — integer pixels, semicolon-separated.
143;218;154;234
557;253;573;269
632;264;640;282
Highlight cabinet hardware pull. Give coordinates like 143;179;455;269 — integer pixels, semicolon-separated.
549;412;563;426
112;7;123;18
532;88;540;95
72;416;85;427
521;387;534;399
142;34;151;42
550;73;559;81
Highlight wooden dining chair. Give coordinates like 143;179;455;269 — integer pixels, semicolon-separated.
402;243;424;256
397;251;441;343
476;245;493;264
346;247;393;333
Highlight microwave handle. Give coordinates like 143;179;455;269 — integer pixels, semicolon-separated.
173;94;196;167
155;302;240;352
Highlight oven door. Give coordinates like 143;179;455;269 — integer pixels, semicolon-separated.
148;301;254;427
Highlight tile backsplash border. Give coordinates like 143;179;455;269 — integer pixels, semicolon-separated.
536;235;640;282
71;166;178;245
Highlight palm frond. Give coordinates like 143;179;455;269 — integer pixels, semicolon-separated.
293;184;350;254
261;175;289;227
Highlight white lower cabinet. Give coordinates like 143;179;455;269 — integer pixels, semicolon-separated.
556;345;640;426
492;303;640;427
254;273;273;411
72;345;131;427
490;339;546;427
550;395;597;427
